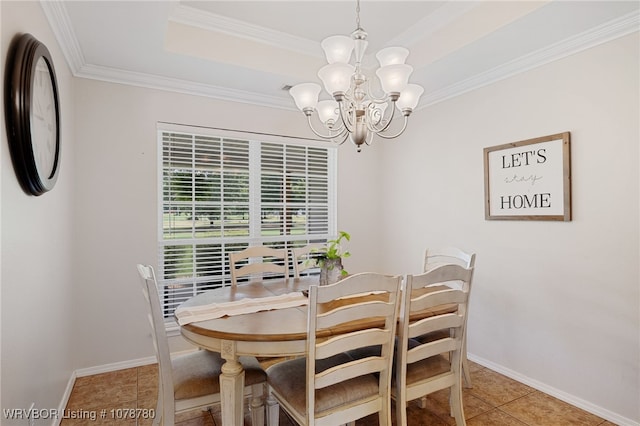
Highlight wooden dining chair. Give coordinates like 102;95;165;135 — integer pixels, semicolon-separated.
229;246;289;286
394;264;474;426
136;264;268;425
421;247;476;388
266;272;403;426
292;243;325;278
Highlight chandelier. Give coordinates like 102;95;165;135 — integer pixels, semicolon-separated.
289;0;424;152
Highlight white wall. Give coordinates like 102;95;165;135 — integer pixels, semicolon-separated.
71;79;381;367
1;1;76;421
379;33;639;424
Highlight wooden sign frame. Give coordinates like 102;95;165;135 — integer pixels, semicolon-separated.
484;132;571;221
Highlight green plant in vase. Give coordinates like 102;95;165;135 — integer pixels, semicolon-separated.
314;231;351;285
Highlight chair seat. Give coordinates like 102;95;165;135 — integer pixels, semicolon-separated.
173;351;267;400
267;354;380;418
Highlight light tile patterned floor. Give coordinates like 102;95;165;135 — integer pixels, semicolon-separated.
62;360;615;426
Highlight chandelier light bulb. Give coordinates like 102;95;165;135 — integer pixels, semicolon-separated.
317;100;339;124
289;83;321;112
321;35;355;64
396;84;425;112
376;64;413;95
318;63;355;96
376;47;410;66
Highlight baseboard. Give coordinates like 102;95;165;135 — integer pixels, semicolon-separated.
74;355;157;377
468;353;639;426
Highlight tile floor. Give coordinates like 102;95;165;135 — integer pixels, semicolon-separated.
62;360;615;426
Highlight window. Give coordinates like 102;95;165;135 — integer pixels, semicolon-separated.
158;124;337;319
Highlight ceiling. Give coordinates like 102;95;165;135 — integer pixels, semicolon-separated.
42;1;639;111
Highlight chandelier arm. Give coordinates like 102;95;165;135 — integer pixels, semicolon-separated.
337;101;356;134
366;101;397;134
364;129;374;146
306;115;347;140
336;132;350;145
374;115;410;139
329;117;346;134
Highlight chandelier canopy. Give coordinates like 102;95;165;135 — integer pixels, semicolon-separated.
289;0;424;152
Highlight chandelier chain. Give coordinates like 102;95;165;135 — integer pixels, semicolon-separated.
356;0;361;30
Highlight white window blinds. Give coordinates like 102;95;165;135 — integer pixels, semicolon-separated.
158;125;337;318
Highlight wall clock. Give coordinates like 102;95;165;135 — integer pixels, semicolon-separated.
4;33;61;196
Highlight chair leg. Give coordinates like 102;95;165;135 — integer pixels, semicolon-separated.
377;396;392;426
419;396;427;409
250;383;265;426
396;395;408;426
153;387;167;426
462;356;472;388
462;338;472;388
450;383;466;426
266;390;280;426
153;396;162;425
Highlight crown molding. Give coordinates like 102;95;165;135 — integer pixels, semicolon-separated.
421;9;640;108
169;4;321;59
74;63;294;110
40;0;84;74
42;2;638;111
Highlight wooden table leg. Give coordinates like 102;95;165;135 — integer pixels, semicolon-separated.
219;340;245;426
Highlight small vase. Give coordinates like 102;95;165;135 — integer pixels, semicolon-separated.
319;257;343;286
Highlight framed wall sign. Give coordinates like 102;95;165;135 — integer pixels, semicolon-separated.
484;132;571;221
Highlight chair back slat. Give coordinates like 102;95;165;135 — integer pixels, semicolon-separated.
316;328;389;359
423;247;476;271
411;287;467;311
315;356;388;389
316;300;392;330
229;246;289;285
407;338;460;363
408;313;463;339
234;262;287;276
314;273;396;302
416;264;473;287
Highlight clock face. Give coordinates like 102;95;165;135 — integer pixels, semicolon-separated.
30;57;58;179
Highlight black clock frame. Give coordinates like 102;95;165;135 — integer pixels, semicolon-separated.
4;33;61;196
